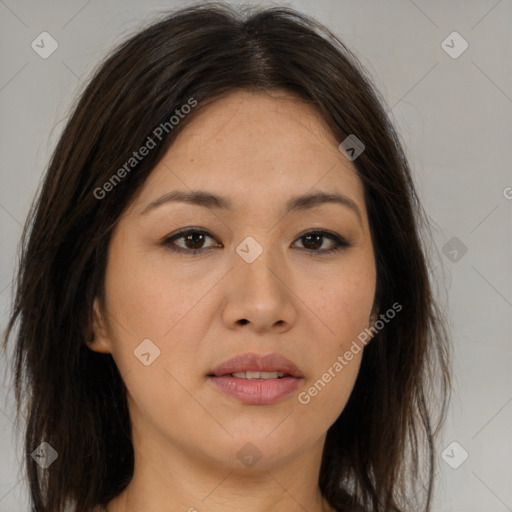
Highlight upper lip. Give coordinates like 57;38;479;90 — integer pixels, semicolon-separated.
209;352;305;378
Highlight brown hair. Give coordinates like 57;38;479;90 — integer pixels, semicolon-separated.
2;3;451;511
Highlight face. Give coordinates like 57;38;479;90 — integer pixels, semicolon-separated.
90;89;377;473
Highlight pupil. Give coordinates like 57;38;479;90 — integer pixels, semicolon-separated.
185;233;204;249
304;234;321;250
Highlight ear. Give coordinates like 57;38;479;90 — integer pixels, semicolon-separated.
86;297;112;354
365;309;380;345
368;309;378;330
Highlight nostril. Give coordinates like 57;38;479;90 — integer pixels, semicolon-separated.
238;319;249;325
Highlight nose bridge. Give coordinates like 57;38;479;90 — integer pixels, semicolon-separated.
222;233;297;330
234;234;285;295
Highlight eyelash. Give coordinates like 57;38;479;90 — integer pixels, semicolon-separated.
161;228;352;256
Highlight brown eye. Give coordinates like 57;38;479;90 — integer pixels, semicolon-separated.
301;233;324;250
162;228;351;256
181;231;208;250
292;230;351;255
162;228;220;254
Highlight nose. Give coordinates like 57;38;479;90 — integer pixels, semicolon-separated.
221;247;297;334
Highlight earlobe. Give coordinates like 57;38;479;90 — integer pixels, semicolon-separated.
87;298;112;354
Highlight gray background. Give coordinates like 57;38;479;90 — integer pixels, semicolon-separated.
1;0;511;511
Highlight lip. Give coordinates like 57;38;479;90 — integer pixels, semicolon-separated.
208;352;305;405
209;352;305;378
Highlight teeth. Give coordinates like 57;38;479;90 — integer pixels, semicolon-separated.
231;371;286;379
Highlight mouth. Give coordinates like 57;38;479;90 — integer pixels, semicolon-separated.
207;352;305;405
224;371;290;379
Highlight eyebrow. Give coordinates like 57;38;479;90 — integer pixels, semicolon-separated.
140;189;362;224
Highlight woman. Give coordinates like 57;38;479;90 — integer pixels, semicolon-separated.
2;3;451;511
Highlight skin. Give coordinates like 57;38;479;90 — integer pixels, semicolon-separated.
89;89;377;512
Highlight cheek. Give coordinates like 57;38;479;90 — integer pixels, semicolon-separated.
104;238;214;342
103;258;208;433
102;241;216;406
291;264;374;425
316;264;376;345
297;289;368;414
294;349;362;435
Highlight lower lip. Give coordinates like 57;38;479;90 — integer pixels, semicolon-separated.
209;375;303;405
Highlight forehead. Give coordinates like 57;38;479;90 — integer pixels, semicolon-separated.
129;89;366;216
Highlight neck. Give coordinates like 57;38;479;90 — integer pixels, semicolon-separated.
105;422;334;512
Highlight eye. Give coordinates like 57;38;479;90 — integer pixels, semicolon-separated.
292;230;352;255
161;228;352;256
161;228;221;255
